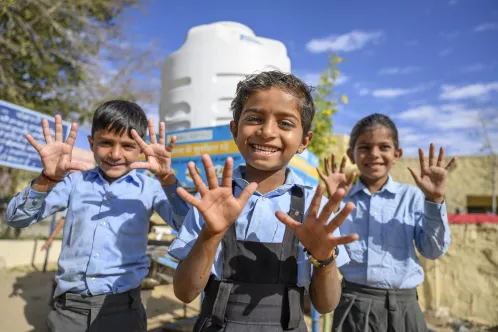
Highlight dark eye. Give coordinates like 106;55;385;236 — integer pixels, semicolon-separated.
244;116;261;123
279;121;295;129
381;145;391;150
99;141;111;146
123;145;136;151
358;145;368;150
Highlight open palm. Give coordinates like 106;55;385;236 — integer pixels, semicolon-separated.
317;154;356;198
276;185;358;261
130;119;176;178
25;115;88;180
176;155;257;237
408;143;456;203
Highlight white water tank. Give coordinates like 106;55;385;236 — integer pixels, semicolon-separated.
160;21;291;131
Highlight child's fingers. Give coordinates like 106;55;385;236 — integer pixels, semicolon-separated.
308;184;325;219
418;148;426;173
188;161;208;196
407;167;421;185
221;157;233;188
64;123;79;147
324;156;331;176
318;188;345;224
346;172;356;188
202;154;219;189
331;153;337;173
25;134;43;152
42;119;53;144
339;156;347;174
237;182;258;205
158;122;166;146
131;129;149;151
129;161;153;171
330;233;359;246
275;210;301;233
54;115;63;142
176;187;200;207
445;157;456;170
436;146;444;168
429;143;435;167
148;119;157;144
324;202;354;233
316;167;327;183
165;135;176;152
66;162;89;172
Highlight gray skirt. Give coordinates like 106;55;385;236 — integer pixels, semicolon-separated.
332;280;427;332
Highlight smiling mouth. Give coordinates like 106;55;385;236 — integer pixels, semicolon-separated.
103;161;127;167
365;163;384;168
250;144;281;155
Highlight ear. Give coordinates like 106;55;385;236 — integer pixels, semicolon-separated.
347;149;355;164
393;148;403;164
297;131;313;153
229;121;238;141
87;136;94;150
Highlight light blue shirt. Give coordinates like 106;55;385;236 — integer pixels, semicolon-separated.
338;175;451;289
168;165;350;288
6;167;189;297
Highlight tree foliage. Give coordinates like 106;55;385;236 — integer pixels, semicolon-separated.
308;54;346;162
0;0;159;121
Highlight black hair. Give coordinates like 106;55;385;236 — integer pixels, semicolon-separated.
91;100;148;138
349;113;399;150
230;71;315;134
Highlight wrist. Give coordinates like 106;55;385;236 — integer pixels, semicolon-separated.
158;171;177;186
426;195;444;204
41;170;65;183
200;224;227;242
305;247;339;268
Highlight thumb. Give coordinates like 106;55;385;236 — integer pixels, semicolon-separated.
407;167;421;186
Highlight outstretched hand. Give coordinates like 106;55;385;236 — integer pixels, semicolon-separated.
129;119;177;184
25;115;88;180
317;154;356;198
275;184;358;262
176;155;258;237
407;143;456;204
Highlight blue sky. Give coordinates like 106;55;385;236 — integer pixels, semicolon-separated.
95;0;498;157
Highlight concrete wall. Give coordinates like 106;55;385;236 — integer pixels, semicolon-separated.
417;223;498;325
0;240;61;270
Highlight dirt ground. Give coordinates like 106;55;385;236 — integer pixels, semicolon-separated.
0;265;496;332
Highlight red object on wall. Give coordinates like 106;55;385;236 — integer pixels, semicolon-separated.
448;213;498;224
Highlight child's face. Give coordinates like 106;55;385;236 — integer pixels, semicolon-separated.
230;87;312;172
347;125;402;184
88;129;141;182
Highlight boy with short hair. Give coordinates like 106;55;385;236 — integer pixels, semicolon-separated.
169;71;358;331
7;100;188;332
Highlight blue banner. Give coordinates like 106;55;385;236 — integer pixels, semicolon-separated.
0;100;71;172
161;125;319;188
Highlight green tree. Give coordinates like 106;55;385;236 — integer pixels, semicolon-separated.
0;0;159;121
308;54;347;162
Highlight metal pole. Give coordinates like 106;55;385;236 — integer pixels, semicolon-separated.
311;304;320;332
43;214;56;273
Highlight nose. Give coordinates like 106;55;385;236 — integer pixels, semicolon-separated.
258;119;278;139
370;146;381;157
109;145;123;160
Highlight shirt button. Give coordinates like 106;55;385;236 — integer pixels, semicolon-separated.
33;199;39;205
91;277;96;281
100;221;106;226
171;193;176;198
261;197;266;201
94;253;99;258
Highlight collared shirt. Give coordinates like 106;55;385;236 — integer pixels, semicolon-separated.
168;165;350;287
7;167;189;297
338;175;451;289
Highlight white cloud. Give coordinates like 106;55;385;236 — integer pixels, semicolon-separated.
439;48;453;57
335;75;349;85
474;22;498;32
301;72;348;86
306;30;384;53
378;66;421;75
439;82;498;100
358;88;370;96
371;87;420;98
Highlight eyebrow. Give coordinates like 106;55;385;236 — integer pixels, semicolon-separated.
358;140;393;145
242;108;301;122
